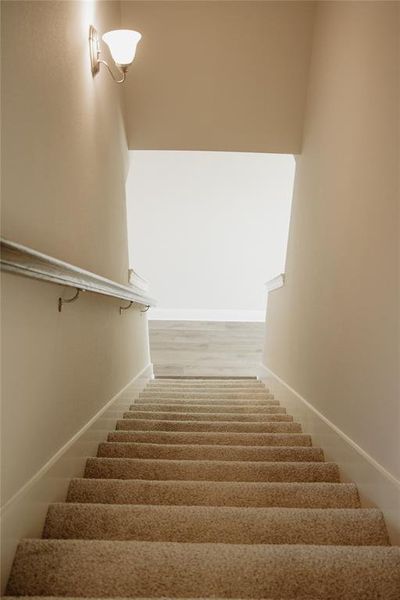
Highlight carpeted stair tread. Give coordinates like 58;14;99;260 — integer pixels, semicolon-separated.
67;478;361;508
7;539;400;599
134;398;279;406
97;442;324;462
142;383;268;389
148;379;265;383
149;384;263;389
149;378;262;384
122;411;293;423
84;457;340;482
144;390;271;396
139;391;274;399
145;389;269;396
43;503;389;546
147;377;265;387
140;390;272;395
115;419;302;433
6;376;396;599
152;376;259;379
129;403;283;413
108;430;311;446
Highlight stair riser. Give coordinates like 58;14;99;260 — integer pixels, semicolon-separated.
115;420;302;433
108;431;312;446
67;479;361;508
84;458;340;483
7;540;400;599
97;442;324;462
122;412;293;423
43;505;389;546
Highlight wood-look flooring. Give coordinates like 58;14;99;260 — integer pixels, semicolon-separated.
149;320;265;377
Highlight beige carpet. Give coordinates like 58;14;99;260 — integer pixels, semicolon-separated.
5;378;400;599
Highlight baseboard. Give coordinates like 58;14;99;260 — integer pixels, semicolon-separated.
258;363;400;545
148;308;266;322
0;362;154;592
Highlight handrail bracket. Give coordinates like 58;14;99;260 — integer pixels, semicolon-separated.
58;288;81;312
119;300;134;314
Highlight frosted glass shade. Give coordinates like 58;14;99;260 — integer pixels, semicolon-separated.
102;29;142;66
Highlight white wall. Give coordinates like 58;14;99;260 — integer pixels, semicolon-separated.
126;151;295;320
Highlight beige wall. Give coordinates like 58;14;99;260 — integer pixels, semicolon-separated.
2;0;129;282
264;1;400;479
1;0;150;505
121;0;315;153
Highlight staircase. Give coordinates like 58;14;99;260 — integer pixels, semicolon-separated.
6;377;400;599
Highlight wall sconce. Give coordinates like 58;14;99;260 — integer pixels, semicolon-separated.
89;26;142;84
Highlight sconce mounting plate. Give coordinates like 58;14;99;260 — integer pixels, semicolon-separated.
89;25;100;75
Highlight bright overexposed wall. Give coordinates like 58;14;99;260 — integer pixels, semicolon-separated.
126;151;295;320
264;1;400;480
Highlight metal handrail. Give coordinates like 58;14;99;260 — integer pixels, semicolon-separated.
0;238;155;312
